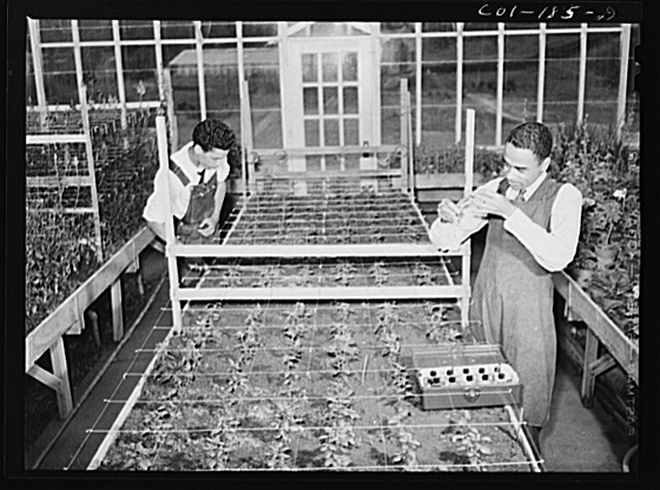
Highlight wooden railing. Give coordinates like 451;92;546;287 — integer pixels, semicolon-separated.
25;226;158;419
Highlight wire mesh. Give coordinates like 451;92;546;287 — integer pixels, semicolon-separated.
87;185;539;472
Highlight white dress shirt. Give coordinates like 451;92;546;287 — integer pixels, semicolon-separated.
430;171;583;272
143;142;230;223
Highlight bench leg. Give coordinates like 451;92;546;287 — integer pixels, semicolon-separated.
581;329;599;408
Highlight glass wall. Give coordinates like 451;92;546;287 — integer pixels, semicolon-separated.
27;21;638;152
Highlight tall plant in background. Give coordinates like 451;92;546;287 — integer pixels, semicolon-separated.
551;118;640;341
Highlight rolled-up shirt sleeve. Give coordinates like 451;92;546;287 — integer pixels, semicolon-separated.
503;183;582;271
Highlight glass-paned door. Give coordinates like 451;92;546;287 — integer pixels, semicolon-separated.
283;38;378;172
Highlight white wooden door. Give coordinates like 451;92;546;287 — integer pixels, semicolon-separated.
283;37;378;172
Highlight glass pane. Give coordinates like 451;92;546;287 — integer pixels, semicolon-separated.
42;48;77;105
81;47;118;102
322;52;338;82
243;22;278;37
344;118;359;146
161;21;195;39
421;107;455;148
39;19;72;43
119;20;154;40
246;66;281;110
342;52;357;81
343;87;358;114
324;119;340;146
302;53;317;82
323;87;338;114
304;87;319;115
422;23;456;32
422;37;455;62
201;22;236;38
381;23;414;34
78;20;113;41
585;33;620;126
252;110;282;149
204;46;240;111
305;120;320;147
122;46;158;102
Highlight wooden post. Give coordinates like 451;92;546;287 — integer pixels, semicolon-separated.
400;78;409;191
110;279;124;341
49;338;74;419
462;109;476;328
581;328;599;408
241;80;254;197
156;115;183;331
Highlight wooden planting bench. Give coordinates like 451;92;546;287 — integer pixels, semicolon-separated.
552;271;638;408
25;226;158;419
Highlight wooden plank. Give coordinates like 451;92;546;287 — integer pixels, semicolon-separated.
26;176;93;187
110;280;124;342
553;271;638;383
51;337;74;418
176;285;468;302
26;227;156;369
170;242;460;258
26;134;87;145
581;328;599;408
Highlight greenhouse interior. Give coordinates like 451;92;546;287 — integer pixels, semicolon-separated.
21;19;640;474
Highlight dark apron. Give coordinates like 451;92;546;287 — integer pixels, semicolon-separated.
170;160;219;244
469;177;561;427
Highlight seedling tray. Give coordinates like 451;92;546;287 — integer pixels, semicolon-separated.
412;344;522;410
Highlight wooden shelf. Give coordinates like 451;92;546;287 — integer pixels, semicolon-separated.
25;227;158;419
552;271;638;407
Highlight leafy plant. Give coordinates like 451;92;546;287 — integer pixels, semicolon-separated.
369;261;389;286
444;410;493;471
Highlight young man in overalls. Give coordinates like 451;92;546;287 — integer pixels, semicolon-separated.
143;118;236;246
429;122;583;456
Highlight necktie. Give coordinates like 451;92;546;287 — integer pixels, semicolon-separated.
514;189;526;202
198;169;205;184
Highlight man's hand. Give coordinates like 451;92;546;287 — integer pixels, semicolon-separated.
437;198;462;223
471;189;517;219
198;216;219;237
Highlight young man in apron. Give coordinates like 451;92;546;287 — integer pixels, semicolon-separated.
429;122;583;456
143;118;236;246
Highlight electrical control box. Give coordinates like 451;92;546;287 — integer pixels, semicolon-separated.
412;343;523;410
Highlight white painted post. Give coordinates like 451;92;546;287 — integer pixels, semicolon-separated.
415;22;422;147
537;24;547;122
50;337;74;419
79;85;105;263
496;23;505;147
112;20;128;130
27;18;47;126
455;23;464;144
617;24;632;140
194;21;207;121
156;115;182;331
577;24;588;124
462;108;476;328
154;21;165;104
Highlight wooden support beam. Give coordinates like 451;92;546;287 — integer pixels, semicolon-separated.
170;242;448;258
27;337;73;419
110;280;124;342
175;285;468;302
581;328;599;408
553;271;638;383
589;352;617;378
